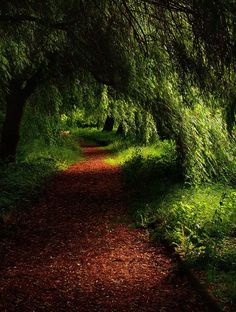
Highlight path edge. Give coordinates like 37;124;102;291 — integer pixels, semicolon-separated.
160;237;223;312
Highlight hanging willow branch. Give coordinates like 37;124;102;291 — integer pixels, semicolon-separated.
0;0;234;67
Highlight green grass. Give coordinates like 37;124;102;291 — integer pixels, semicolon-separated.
0;127;117;219
85;126;235;308
18;136;83;170
206;265;236;306
118;142;236;308
71;127;118;146
0;135;82;217
2;125;234;307
106;140;174;165
135;184;235;261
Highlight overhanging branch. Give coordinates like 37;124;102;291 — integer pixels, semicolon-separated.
0;14;77;31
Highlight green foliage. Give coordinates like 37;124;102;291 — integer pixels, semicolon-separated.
136;185;236;304
18;136;82;169
0;135;82;215
111;98;158;144
180;102;236;184
148;75;236;183
73;127;117;146
0;89;83;215
108;140;175;168
0;0;235;183
206;267;236;306
123;147;235;266
147;187;236;260
119;140;236;305
0;1;235;306
0;158;55;214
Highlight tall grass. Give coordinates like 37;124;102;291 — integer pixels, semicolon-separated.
117;140;236;307
0;133;82;217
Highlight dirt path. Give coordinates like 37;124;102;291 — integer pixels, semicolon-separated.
0;146;208;312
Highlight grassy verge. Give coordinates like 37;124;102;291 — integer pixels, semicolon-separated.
81;127;236;310
0;127;117;221
118;144;236;310
0;135;82;220
106;140;175;165
61;128;236;308
26;127;234;308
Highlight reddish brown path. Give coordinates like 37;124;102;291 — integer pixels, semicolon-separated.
0;146;208;312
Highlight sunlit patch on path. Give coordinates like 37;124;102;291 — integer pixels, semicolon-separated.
0;146;208;311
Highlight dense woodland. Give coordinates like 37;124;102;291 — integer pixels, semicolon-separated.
0;1;236;310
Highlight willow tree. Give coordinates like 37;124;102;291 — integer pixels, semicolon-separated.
0;0;134;160
0;0;235;182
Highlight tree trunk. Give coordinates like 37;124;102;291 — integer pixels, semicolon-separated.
102;115;114;131
226;96;236;135
0;76;39;161
116;123;124;135
0;82;26;161
175;134;187;179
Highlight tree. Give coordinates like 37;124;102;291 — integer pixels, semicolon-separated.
116;124;124;136
0;1;134;160
102;115;115;132
0;0;235;182
0;76;40;160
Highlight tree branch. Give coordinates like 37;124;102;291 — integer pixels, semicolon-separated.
0;14;76;31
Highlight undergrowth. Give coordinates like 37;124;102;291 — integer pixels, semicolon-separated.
0;135;82;217
132;180;236;307
2;125;234;307
107;140;175;166
98;130;236;309
72;127;118;146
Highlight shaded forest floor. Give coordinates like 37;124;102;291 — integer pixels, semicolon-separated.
0;144;209;311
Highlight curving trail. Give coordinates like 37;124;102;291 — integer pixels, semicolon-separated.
0;146;208;311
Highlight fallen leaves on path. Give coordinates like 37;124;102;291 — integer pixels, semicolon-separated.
0;146;209;311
